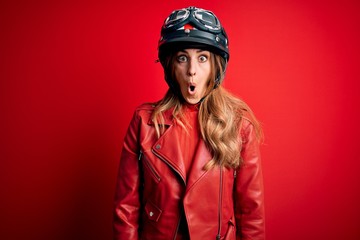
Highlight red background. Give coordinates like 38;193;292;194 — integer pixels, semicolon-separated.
1;0;360;239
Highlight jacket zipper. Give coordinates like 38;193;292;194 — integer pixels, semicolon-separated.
139;150;161;182
152;149;185;239
216;166;223;240
152;149;186;185
173;215;181;240
144;157;161;182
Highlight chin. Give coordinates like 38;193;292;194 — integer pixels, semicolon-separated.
185;98;199;105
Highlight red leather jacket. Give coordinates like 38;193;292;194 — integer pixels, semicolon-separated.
113;103;265;239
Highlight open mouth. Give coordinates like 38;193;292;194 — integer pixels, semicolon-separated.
187;83;196;95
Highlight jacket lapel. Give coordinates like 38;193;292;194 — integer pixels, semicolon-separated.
185;140;213;191
149;107;213;188
152;125;187;184
150;109;187;184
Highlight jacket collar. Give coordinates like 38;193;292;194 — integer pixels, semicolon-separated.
147;107;174;126
147;102;200;126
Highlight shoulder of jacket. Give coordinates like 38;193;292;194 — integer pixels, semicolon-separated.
240;110;253;128
134;102;156;115
128;103;156;124
239;110;257;142
133;102;174;126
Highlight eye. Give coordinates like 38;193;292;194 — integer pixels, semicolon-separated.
177;55;188;63
199;55;208;62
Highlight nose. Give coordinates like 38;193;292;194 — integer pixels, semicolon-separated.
187;58;197;76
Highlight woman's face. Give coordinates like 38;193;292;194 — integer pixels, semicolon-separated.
174;49;211;104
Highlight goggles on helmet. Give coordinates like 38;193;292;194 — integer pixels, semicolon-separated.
163;7;222;33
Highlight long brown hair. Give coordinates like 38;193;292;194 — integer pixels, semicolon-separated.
152;52;262;169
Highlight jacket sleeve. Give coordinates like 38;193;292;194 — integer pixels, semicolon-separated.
113;110;142;240
234;119;265;240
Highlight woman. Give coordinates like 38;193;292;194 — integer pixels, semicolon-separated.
113;6;265;240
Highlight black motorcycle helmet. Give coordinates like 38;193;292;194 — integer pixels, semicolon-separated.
158;6;229;91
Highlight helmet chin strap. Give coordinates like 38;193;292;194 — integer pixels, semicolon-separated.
197;84;217;104
198;59;227;103
197;76;220;104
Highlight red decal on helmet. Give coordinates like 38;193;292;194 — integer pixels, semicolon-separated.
184;24;194;30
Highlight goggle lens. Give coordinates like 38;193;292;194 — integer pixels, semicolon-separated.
165;9;189;27
164;7;221;31
194;10;220;30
